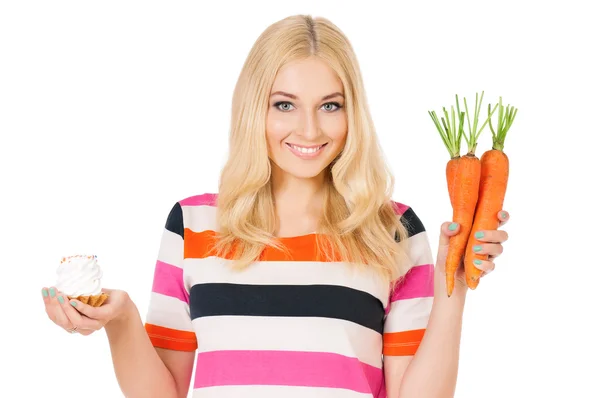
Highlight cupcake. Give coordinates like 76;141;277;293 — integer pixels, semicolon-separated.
56;255;108;307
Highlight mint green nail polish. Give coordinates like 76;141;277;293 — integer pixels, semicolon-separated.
58;296;64;304
42;288;48;297
473;245;482;252
475;231;484;239
501;212;507;219
49;288;56;298
474;259;483;265
449;223;458;231
70;301;77;307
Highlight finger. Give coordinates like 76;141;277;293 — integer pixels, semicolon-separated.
42;287;50;304
439;221;460;246
471;229;509;244
472;243;504;257
71;299;111;321
473;258;495;276
498;210;509;227
46;287;74;330
60;296;105;331
43;287;56;322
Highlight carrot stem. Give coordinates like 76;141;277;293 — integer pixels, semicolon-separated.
428;106;465;159
462;91;499;154
488;96;518;151
428;111;453;156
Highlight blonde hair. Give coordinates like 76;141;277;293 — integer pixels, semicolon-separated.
213;14;412;286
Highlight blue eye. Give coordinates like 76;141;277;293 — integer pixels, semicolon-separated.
273;101;343;112
275;101;294;112
322;102;342;112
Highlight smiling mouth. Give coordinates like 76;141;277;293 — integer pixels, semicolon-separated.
285;142;328;154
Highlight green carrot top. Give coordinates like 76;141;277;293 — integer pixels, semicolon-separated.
488;96;518;152
429;91;500;158
461;91;498;156
428;97;466;159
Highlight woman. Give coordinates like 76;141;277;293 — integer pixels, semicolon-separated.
42;14;510;398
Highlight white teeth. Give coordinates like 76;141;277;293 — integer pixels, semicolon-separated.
291;144;321;154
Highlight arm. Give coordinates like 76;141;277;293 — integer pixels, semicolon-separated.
393;210;510;397
394;269;466;398
104;299;195;398
108;201;198;398
383;206;466;398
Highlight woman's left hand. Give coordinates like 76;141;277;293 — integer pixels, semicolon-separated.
435;210;510;290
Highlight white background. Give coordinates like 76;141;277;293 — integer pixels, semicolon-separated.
1;1;598;397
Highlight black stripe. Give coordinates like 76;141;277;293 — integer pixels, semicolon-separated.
165;202;184;238
396;207;425;241
189;283;385;333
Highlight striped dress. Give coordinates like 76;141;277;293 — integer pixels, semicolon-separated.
144;193;435;398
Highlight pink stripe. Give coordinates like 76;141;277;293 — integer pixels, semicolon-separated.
391;264;434;302
151;260;189;304
194;350;383;394
391;201;409;216
179;193;218;207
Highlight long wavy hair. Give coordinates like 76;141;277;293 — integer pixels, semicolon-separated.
213;14;413;286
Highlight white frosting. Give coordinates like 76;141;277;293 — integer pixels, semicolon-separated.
56;255;103;296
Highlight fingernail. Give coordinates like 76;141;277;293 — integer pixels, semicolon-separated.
449;222;458;231
475;231;484;239
58;296;64;304
70;301;77;307
474;259;483;267
49;288;56;298
473;245;482;252
501;212;508;219
42;288;48;297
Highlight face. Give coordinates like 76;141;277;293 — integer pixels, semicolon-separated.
266;57;348;180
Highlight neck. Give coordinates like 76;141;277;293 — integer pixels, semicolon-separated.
270;164;327;220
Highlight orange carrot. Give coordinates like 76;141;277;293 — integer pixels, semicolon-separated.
464;97;517;288
444;156;460;294
429;91;498;296
446;154;480;296
446;156;459;204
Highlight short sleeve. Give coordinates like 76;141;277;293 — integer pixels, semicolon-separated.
383;206;435;356
143;202;198;351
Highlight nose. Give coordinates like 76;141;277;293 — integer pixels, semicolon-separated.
299;109;320;141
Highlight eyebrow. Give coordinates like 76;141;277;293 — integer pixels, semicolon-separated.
270;91;344;101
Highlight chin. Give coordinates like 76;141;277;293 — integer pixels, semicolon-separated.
287;167;328;180
275;161;330;180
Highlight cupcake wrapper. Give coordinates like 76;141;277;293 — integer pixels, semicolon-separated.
68;292;108;307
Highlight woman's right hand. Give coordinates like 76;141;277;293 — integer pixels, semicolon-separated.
42;287;131;335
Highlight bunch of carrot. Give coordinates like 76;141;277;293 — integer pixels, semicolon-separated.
428;91;518;297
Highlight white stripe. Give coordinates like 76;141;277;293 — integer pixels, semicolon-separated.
183;257;389;306
383;296;433;333
157;229;183;269
181;204;218;233
407;231;434;266
192;385;373;398
145;292;193;332
191;316;383;368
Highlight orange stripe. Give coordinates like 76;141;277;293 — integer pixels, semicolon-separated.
383;329;426;356
144;323;198;351
184;229;342;262
184;229;220;259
